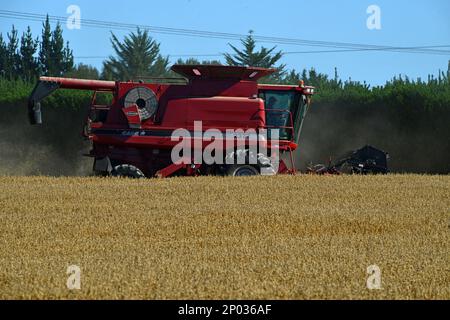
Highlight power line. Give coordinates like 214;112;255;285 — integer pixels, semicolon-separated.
1;9;450;56
75;44;450;60
3;10;449;54
2;10;450;55
283;45;450;55
75;54;223;59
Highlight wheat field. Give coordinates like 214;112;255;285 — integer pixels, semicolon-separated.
0;174;448;299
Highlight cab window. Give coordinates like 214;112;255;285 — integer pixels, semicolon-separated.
259;90;297;140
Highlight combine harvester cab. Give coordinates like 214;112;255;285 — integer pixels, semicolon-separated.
28;64;314;178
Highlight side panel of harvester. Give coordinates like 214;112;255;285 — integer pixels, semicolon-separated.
89;71;269;175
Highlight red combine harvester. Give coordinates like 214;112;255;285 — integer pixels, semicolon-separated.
28;64;314;177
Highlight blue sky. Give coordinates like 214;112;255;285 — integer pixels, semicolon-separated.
1;0;449;86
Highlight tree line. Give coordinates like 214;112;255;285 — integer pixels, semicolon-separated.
0;18;73;81
1;18;449;91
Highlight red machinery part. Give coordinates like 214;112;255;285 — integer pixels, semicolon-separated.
28;77;116;124
39;76;116;91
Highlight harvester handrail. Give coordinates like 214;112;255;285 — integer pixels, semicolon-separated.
131;76;188;84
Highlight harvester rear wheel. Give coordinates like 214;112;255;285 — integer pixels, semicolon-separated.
226;165;259;176
111;164;145;179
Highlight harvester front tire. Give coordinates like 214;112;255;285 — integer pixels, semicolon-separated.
226;165;259;176
111;164;145;179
